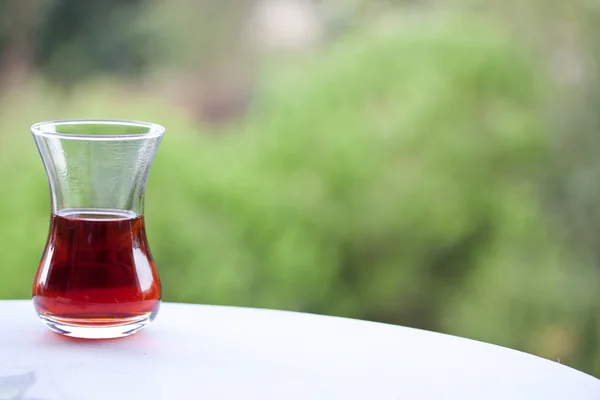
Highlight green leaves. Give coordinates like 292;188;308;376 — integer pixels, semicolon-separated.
0;9;597;375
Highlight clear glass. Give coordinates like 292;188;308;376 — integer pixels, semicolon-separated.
30;119;164;339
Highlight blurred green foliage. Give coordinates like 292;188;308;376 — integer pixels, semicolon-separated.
34;0;148;83
0;0;147;84
0;0;599;379
0;10;598;376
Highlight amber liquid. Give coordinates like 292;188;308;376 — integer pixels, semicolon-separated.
33;209;161;326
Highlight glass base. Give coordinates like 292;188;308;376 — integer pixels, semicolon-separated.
36;311;158;339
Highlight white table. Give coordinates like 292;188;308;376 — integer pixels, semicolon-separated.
0;300;598;399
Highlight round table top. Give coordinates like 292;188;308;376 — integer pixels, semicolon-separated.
1;301;598;399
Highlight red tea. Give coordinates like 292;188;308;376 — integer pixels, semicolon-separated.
33;209;161;327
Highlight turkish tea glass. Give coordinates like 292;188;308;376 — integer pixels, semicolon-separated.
30;120;164;339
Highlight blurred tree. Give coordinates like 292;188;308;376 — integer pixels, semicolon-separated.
469;0;600;374
0;0;51;89
33;0;148;86
137;0;258;123
0;0;598;376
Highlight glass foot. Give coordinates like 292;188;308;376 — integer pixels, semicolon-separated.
36;311;158;339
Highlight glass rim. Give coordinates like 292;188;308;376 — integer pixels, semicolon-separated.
30;119;165;141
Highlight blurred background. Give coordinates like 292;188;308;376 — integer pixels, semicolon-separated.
0;0;599;376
